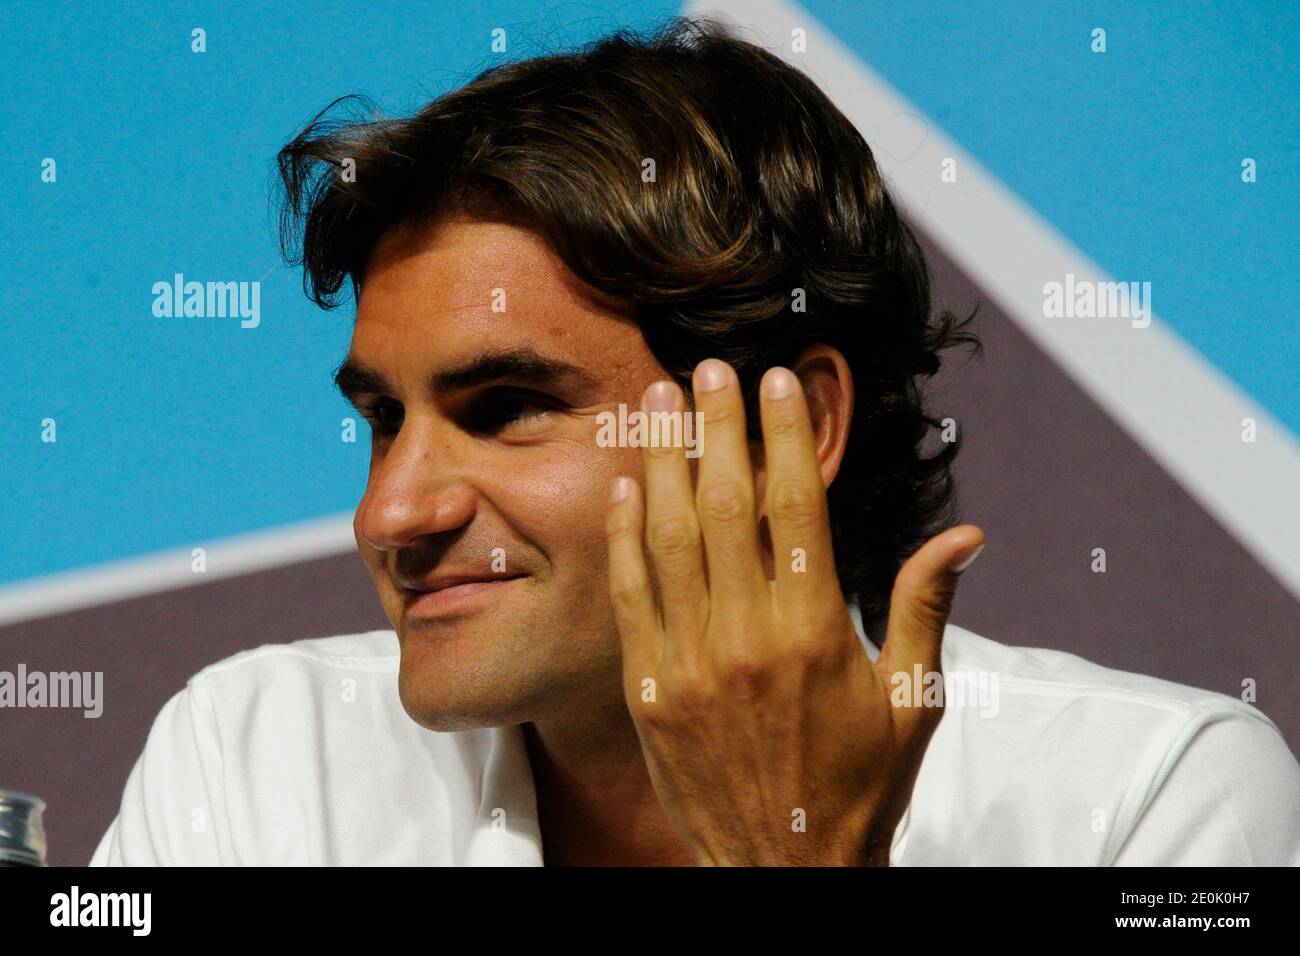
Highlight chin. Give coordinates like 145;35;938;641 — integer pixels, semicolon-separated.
401;705;504;734
397;680;513;732
395;652;537;733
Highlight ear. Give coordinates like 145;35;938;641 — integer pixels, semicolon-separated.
753;343;854;516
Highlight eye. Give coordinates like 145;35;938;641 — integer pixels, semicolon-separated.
471;390;557;432
358;398;404;437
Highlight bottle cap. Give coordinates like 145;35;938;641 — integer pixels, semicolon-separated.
0;790;48;866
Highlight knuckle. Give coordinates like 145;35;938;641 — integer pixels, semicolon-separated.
775;608;855;667
645;514;700;558
712;648;772;699
643;439;680;463
663;676;714;722
893;578;955;629
634;694;674;730
608;570;648;609
697;480;753;524
604;507;638;538
768;479;823;527
704;404;744;431
783;631;834;666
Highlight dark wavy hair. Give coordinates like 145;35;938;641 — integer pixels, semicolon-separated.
276;15;979;623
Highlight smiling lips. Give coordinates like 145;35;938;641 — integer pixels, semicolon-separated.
400;573;528;620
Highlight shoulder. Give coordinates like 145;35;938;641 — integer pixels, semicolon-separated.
938;623;1280;735
91;630;494;866
190;628;402;683
176;628;408;747
169;629;409;754
896;624;1300;865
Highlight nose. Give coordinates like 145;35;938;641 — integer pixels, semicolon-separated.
353;421;478;553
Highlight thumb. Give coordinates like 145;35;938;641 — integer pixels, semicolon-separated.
877;524;985;680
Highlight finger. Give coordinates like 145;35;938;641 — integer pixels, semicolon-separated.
691;358;769;623
878;525;985;686
604;475;664;684
757;367;841;630
640;379;709;649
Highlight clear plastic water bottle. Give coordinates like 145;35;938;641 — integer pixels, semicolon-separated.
0;790;47;866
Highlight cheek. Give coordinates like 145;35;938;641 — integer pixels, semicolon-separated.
495;442;644;554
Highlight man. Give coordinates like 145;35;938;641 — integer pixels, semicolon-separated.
91;17;1300;866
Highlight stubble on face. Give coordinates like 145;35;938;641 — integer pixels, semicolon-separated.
345;216;665;733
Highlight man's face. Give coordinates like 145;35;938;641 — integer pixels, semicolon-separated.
343;216;664;732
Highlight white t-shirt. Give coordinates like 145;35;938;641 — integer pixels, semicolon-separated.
89;608;1300;866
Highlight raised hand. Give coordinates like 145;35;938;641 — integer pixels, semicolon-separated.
604;358;984;866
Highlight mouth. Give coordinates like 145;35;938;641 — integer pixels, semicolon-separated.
401;575;528;621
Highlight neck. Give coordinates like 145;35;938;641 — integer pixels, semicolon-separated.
522;686;696;867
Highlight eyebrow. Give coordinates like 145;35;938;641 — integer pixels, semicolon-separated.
332;347;602;406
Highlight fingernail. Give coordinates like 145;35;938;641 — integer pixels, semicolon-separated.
644;381;677;412
695;359;730;392
762;367;797;399
949;543;984;574
609;476;632;504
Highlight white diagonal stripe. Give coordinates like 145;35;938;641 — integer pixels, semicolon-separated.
691;0;1300;599
0;514;356;626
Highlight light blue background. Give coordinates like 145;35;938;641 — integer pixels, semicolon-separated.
2;0;1295;584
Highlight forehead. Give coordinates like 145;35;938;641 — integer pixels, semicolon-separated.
351;217;642;373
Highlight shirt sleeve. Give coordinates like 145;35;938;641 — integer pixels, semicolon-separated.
88;680;230;866
1111;707;1300;866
